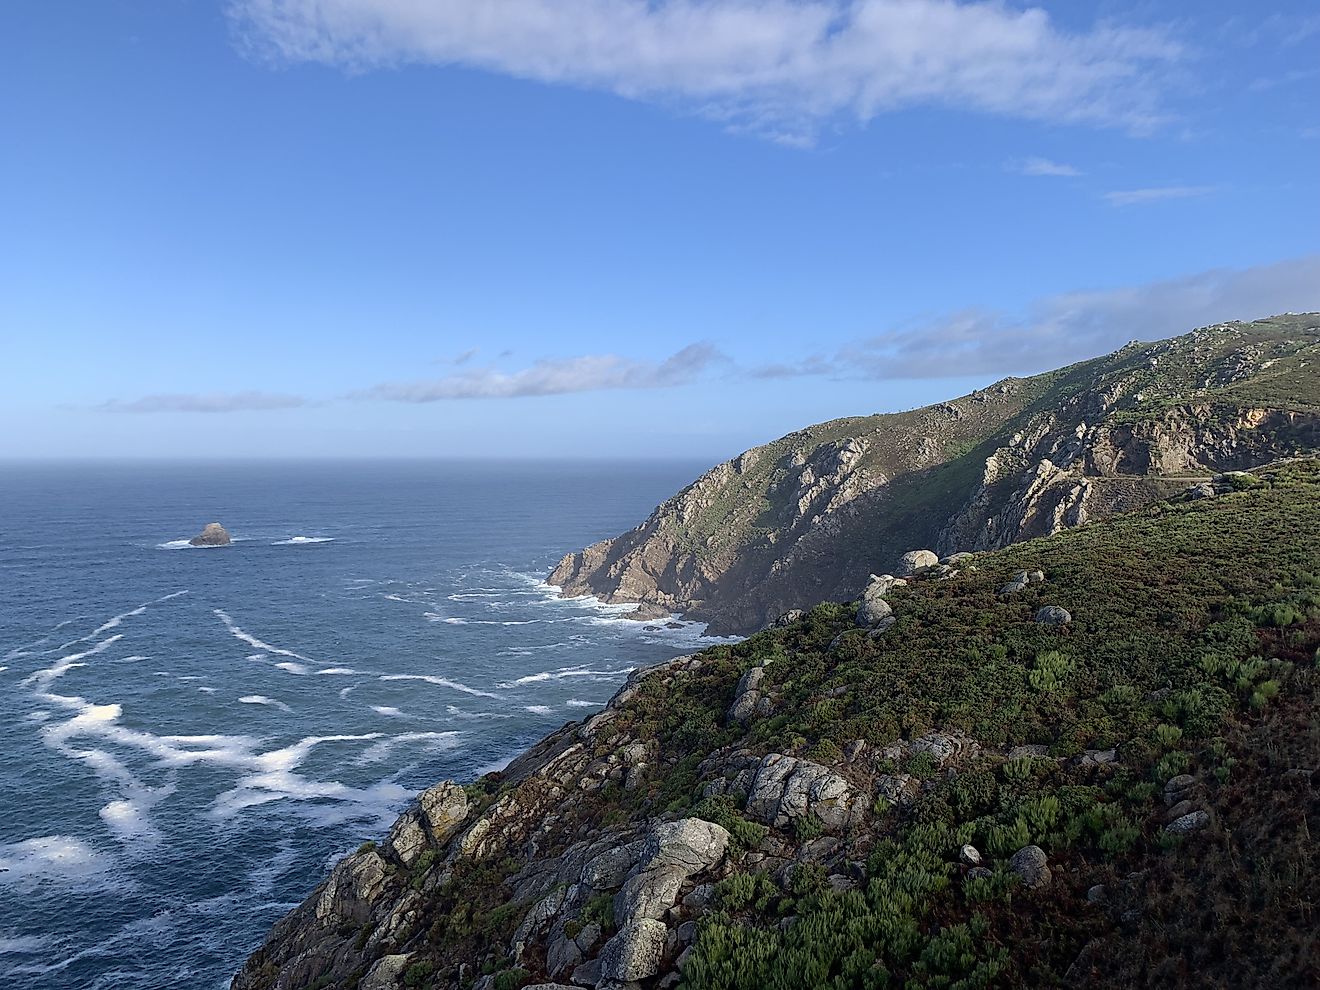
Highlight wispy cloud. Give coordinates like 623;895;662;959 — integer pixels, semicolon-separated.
353;343;727;402
1012;156;1082;177
98;391;307;414
227;0;1183;141
832;255;1320;378
1103;185;1215;207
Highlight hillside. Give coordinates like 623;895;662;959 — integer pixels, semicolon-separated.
549;314;1320;635
235;457;1320;990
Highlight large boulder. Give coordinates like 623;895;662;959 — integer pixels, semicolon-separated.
385;782;468;866
359;954;410;990
856;595;893;628
598;917;669;982
313;849;389;924
613;818;730;928
746;754;857;828
1008;845;1051;889
1165;810;1209;834
637;818;730;876
1034;605;1072;626
855;573;902;627
189;522;231;546
895;550;939;576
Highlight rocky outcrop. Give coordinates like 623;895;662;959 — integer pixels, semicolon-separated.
190;522;231;546
550;316;1320;634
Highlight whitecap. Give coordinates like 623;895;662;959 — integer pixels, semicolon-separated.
566;699;600;708
316;667;357;675
273;661;311;675
272;536;335;545
370;705;403;717
524;705;554;715
239;695;293;713
379;673;499;699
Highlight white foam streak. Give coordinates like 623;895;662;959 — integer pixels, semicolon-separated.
497;664;635;689
213;609;314;663
356;731;461;765
379;673;500;699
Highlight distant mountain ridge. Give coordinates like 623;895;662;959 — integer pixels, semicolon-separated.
550;313;1320;634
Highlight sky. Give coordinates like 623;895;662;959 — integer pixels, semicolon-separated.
1;0;1318;460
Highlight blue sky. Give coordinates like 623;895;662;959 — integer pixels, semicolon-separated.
2;0;1317;459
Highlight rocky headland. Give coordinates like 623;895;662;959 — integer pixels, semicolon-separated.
550;314;1320;635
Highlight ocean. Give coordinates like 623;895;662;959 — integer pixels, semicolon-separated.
0;459;726;990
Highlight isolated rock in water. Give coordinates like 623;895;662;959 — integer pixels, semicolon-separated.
896;550;939;576
1035;605;1072;626
189;522;231;546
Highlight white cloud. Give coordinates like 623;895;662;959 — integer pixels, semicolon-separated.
1013;156;1082;177
354;342;726;401
98;391;307;413
1103;185;1215;207
227;0;1183;140
835;255;1320;378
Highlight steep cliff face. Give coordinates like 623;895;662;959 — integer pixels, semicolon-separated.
550;315;1320;634
234;460;1320;990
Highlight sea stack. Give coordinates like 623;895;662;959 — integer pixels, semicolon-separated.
189;522;231;547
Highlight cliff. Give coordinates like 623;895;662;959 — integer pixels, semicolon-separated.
235;458;1320;990
549;314;1320;635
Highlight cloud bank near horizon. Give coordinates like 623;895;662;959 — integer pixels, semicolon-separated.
97;391;308;414
833;255;1320;378
351;343;728;402
227;0;1183;142
92;257;1319;412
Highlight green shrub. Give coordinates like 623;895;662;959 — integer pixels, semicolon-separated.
905;751;940;780
693;795;771;851
403;961;434;987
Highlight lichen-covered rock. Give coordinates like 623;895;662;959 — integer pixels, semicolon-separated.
896;550;939;576
746;754;857;828
1035;605;1072;626
1165;810;1209;834
314;849;389;923
615;866;686;923
598;917;669;982
384;781;468;866
582;842;642;891
360;954;409;990
856;594;893;628
638;818;731;876
1009;845;1051;889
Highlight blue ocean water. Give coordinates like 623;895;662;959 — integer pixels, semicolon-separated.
0;460;724;990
